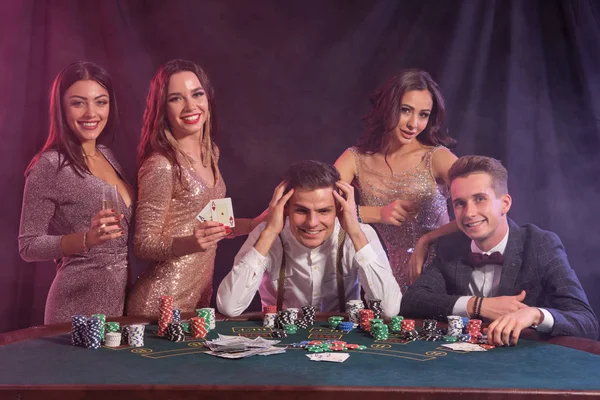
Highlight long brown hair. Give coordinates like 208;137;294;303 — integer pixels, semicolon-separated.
25;61;118;177
137;59;218;187
356;69;456;154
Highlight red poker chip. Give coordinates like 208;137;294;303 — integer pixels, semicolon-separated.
479;344;495;349
346;344;359;349
331;341;346;346
308;341;322;345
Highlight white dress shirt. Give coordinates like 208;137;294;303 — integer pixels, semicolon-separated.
452;230;554;332
216;219;401;318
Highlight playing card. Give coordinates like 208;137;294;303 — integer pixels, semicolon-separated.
210;198;235;227
441;343;487;352
196;203;212;223
306;353;350;363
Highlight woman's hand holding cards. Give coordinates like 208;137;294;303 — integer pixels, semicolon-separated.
192;221;230;252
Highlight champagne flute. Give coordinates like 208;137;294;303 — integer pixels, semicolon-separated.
101;184;120;262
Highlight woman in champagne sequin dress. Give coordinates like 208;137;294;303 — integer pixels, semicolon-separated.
127;60;260;316
335;70;458;292
19;62;133;324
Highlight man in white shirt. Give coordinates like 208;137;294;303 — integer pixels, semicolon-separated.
401;156;598;345
217;160;401;318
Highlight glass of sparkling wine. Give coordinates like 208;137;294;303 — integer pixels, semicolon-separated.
101;184;120;260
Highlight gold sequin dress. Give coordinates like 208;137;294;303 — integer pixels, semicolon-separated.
127;149;225;316
350;146;450;293
18;146;131;324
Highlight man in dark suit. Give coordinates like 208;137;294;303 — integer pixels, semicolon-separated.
400;155;598;345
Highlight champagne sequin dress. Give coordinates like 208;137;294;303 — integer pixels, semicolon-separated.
127;149;225;316
18;146;131;324
350;146;450;293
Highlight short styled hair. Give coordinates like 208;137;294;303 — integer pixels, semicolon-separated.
282;160;340;191
448;155;508;196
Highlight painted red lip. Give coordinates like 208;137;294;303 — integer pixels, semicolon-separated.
78;121;100;130
181;114;201;124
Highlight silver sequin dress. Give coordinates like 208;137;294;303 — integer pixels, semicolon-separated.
18;146;131;324
126;149;226;316
350;146;450;293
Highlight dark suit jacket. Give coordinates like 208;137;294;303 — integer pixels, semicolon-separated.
400;219;599;340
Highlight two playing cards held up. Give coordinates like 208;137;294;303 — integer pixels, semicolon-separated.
196;198;235;227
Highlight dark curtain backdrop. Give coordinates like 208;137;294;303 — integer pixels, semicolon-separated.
1;0;599;333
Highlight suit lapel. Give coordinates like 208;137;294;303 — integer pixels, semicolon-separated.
497;219;525;296
454;239;473;295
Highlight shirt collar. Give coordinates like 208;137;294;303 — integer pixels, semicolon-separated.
471;228;509;255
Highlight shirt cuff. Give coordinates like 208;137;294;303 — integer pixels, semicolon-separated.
535;308;554;333
353;242;377;266
452;296;472;317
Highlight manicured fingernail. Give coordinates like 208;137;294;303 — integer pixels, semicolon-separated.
114;217;119;221
225;227;232;233
111;209;115;213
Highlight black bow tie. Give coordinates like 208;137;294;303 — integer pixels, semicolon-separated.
467;251;504;267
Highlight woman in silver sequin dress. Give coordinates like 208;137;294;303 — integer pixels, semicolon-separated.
335;70;458;292
19;62;134;324
127;60;261;316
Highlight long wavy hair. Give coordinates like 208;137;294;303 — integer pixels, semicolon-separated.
137;59;218;188
356;69;456;155
25;61;118;177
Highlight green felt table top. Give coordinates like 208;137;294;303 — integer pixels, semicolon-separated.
1;320;599;390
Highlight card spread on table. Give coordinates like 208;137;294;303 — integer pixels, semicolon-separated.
196;197;235;227
441;343;487;352
306;353;350;363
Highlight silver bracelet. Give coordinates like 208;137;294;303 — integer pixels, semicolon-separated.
356;205;364;224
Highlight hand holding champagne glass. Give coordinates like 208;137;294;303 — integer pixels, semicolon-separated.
86;185;124;249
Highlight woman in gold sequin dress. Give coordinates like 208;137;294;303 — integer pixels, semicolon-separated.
19;62;134;323
335;70;458;292
127;60;260;316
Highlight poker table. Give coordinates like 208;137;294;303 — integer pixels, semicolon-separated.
1;312;600;399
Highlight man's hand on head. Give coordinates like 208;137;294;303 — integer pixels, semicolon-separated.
254;181;294;256
333;181;367;251
485;306;544;346
478;290;528;321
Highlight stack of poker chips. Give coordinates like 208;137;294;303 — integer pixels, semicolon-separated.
337;321;354;333
180;321;190;333
104;332;122;347
128;324;145;347
271;329;288;338
91;314;106;341
71;315;87;347
399;319;418;342
372;323;389;340
166;322;185;342
263;312;277;328
465;319;483;343
447;315;465;337
158;296;174;337
388;316;404;333
287;308;299;324
369;318;384;337
296;318;309;329
301;305;316;325
263;305;278;315
121;325;130;345
276;310;293;329
172;308;182;323
284;324;298;334
419;319;444;341
105;321;120;334
346;300;365;327
190;317;208;338
196;308;214;330
328;316;344;329
368;299;383;319
85;317;103;349
457;333;472;342
359;309;375;332
199;307;216;330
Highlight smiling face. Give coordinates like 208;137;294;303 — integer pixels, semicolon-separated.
287;187;337;249
166;71;209;139
393;89;433;144
62;80;110;144
451;173;512;251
